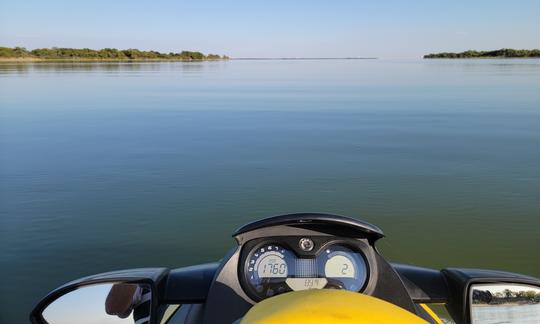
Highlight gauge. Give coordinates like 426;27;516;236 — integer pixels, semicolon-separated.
256;251;287;278
243;241;369;300
244;244;296;299
320;245;368;291
325;254;355;278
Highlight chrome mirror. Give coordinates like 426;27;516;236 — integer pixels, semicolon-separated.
470;283;540;323
42;283;152;324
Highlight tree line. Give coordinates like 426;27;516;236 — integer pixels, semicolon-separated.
0;46;229;60
424;48;540;58
473;289;540;305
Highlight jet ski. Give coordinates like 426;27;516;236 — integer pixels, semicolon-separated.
30;213;540;324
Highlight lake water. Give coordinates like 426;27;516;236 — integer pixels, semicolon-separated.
1;59;539;323
472;303;540;323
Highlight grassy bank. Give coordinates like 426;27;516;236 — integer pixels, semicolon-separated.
0;46;229;61
424;48;540;59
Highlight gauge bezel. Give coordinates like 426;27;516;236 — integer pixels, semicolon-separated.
239;236;375;301
317;242;370;292
242;242;296;300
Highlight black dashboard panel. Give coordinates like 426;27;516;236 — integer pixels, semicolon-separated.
201;213;416;324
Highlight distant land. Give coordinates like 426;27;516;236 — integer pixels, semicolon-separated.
0;47;229;61
424;48;540;59
233;57;377;60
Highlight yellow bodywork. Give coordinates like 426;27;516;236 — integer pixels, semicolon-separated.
419;304;444;324
241;289;428;324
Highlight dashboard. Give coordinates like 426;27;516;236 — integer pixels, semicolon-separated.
240;237;370;301
201;213;417;324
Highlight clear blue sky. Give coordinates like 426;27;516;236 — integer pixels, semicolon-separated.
1;0;539;58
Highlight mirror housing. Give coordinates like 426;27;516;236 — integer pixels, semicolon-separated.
30;268;169;324
442;268;540;324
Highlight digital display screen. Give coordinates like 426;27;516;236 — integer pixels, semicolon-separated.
257;255;288;278
324;255;355;278
286;278;328;291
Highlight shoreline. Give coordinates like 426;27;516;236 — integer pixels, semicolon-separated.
3;57;538;63
425;57;540;59
232;57;377;60
0;57;228;63
0;57;379;63
424;49;540;59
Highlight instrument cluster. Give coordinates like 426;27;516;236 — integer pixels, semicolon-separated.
241;238;369;300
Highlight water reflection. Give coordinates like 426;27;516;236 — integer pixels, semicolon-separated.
0;61;224;75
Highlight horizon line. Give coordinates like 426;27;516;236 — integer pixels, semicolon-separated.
231;57;378;60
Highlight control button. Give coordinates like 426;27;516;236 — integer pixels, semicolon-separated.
299;238;314;251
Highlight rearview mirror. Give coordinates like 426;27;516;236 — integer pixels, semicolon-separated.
470;283;540;323
30;268;168;324
42;283;152;324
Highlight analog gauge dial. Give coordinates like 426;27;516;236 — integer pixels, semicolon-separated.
245;244;295;299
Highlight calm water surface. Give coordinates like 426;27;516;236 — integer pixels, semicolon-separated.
1;60;539;322
472;304;540;323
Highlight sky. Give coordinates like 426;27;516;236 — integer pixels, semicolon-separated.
0;0;539;58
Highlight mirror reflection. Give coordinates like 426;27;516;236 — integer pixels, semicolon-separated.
470;283;540;324
43;283;151;324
